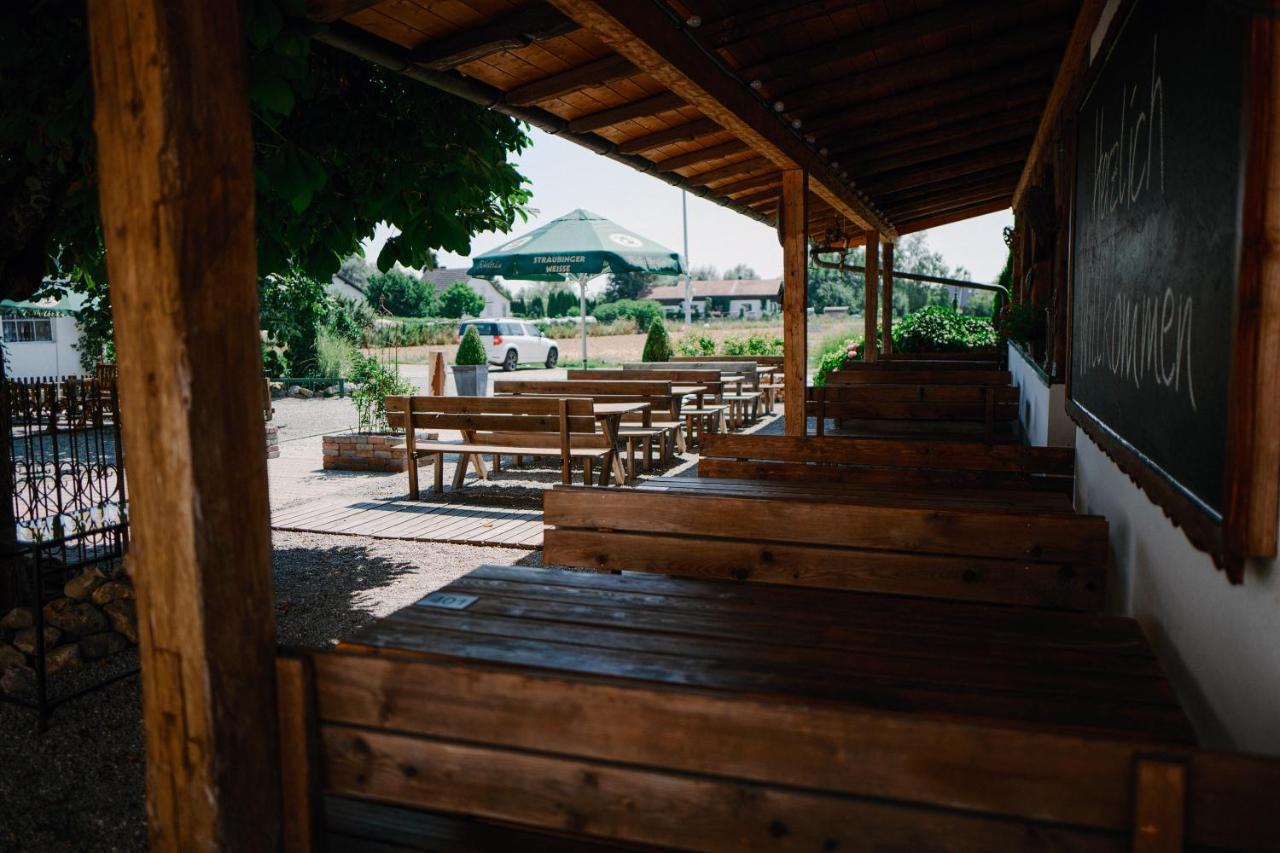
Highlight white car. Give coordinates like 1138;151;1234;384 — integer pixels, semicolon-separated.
457;319;559;371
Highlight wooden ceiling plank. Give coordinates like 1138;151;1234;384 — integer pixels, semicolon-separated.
305;0;387;23
567;91;686;133
548;0;895;237
701;0;878;48
878;164;1025;205
505;53;636;105
1012;0;1108;209
689;155;772;186
616;117;722;154
851;119;1038;176
411;3;580;70
885;183;1019;219
717;171;783;196
896;198;1013;234
830;100;1046;162
655;138;748;172
867;150;1028;197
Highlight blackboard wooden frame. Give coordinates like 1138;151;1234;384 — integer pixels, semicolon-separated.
1065;3;1280;580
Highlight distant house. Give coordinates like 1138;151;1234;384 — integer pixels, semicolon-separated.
420;268;511;319
327;270;369;304
647;279;782;319
0;291;87;379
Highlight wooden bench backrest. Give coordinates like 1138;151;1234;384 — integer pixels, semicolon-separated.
828;367;1013;385
672;354;783;367
566;368;725;397
494;380;677;419
626;361;758;388
279;649;1280;852
385;395;599;434
881;350;1002;363
699;434;1073;495
543;485;1106;610
809;384;1020;424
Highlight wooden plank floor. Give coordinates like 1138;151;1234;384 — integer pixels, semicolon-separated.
271;498;544;548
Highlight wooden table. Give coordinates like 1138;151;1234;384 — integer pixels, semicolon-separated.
637;475;1077;515
593;401;649;485
671;383;707;409
343;565;1195;746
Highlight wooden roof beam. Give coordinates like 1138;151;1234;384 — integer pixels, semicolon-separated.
411;4;580;70
655;139;749;172
567;91;686;133
741;0;1058;90
699;0;878;49
304;0;382;22
897;198;1013;234
1012;0;1109;209
827;99;1047;162
851;119;1038;177
617;117;722;154
878;164;1026;206
548;0;895;238
504;53;637;106
688;155;772;187
884;183;1019;220
861;141;1030;195
716;171;783;197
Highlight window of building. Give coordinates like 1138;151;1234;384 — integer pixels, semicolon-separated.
2;318;54;343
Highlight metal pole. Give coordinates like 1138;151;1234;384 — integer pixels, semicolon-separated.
579;274;588;368
682;190;692;325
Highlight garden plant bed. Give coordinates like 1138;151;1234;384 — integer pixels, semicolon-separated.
322;432;436;472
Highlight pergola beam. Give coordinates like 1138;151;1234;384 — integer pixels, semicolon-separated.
896;198;1013;234
411;4;579;70
617;117;721;154
505;53;636;106
716;171;783;197
831;104;1044;165
689;155;773;187
304;0;381;22
700;0;878;49
548;0;896;239
861;140;1030;196
852;119;1038;177
781;170;809;435
656;139;748;173
567;91;686;133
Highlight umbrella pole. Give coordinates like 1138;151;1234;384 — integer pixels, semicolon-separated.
579;274;588;368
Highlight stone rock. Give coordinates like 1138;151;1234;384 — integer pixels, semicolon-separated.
43;599;109;638
105;600;138;644
0;642;26;673
79;631;128;660
286;385;314;399
44;642;81;675
13;625;60;655
65;569;104;602
1;664;35;696
0;607;33;631
91;580;134;606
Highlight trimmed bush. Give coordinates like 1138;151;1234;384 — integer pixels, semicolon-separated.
592;298;664;332
891;305;997;353
455;325;488;365
641;318;673;362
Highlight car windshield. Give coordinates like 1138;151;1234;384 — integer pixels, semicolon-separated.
459;322;497;337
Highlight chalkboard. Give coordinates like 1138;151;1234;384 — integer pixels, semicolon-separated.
1069;0;1250;520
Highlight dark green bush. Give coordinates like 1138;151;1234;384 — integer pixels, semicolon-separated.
455;325;488;365
891;306;997;353
641;317;673;362
441;281;486;319
592;298;664;332
365;269;437;317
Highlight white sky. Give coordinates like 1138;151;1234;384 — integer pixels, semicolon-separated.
366;126;1012;290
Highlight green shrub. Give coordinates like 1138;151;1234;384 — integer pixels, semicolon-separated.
365;318;457;348
326;296;374;345
641;318;673;362
720;332;783;356
540;319;634;339
891;306;997;353
455;325;488;365
676;333;717;356
440;281;486;318
316;328;357;378
349;354;414;433
365;269;437;317
993;301;1045;345
811;330;862;386
262;344;288;378
592;298;664;332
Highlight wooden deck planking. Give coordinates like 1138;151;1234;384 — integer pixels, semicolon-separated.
271;498;543;549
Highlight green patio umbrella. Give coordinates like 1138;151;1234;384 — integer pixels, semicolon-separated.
468;209;683;366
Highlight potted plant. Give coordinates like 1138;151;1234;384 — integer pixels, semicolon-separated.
453;325;489;396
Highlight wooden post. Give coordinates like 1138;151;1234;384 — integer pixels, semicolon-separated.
781;169;808;436
87;2;281;850
864;229;880;363
881;242;895;357
431;351;446;396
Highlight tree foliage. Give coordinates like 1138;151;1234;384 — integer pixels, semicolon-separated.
440;281;486;319
604;270;656;301
0;0;531;357
258;270;331;375
365;268;437;317
722;263;758;280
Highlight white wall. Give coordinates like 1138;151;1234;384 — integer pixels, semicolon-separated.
1075;434;1280;754
1007;342;1073;446
4;316;84;379
728;298;764;319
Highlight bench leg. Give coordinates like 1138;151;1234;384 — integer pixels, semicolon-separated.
642;435;652;472
625;437;636;481
492;454;501;473
406;451;419;501
452;452;470;490
583;457;593;486
609;450;626;486
434;453;444;496
685;415;694;449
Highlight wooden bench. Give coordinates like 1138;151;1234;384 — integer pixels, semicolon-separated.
543;484;1108;609
277;565;1280;852
698;434;1075;497
384;396;619;498
673;355;784;412
494;379;680;475
627;360;762;426
567;368;729;446
809;383;1020;442
828;366;1013;384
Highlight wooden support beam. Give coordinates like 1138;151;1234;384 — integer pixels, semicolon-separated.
737;187;784;208
861;140;1030;196
689;155;772;187
505;53;635;106
700;0;877;48
885;186;1017;223
882;242;894;356
896;198;1013;234
878;164;1024;206
782;170;808;435
304;0;382;22
617;117;720;154
1132;758;1187;853
715;171;783;197
656;139;748;173
567;91;686;133
1012;0;1108;209
86;1;280;850
851;120;1037;177
548;0;896;238
411;4;580;70
864;229;879;363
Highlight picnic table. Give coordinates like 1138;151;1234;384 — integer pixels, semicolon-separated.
591;401;649;485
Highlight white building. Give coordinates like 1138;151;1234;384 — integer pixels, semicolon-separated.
0;292;87;379
647;279;782;319
420;268;511;318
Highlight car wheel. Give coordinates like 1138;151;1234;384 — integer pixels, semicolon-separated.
502;349;519;372
545;348;558;369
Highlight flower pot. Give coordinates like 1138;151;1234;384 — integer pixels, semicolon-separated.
451;364;489;397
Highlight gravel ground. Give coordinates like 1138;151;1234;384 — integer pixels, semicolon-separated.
0;530;531;852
